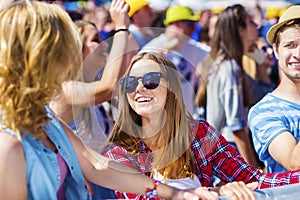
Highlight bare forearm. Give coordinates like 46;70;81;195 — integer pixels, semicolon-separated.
83;149;178;199
94;30;129;104
101;30;129;84
233;129;259;167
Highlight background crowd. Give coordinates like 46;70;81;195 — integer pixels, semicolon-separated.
1;0;300;199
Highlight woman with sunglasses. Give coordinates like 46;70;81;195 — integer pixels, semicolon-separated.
102;51;300;199
0;1;218;200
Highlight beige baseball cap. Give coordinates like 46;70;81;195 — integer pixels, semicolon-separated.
267;5;300;45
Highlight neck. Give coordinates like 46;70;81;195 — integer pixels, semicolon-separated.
141;112;166;150
272;75;300;104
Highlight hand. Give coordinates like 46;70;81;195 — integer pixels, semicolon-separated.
109;0;130;30
219;181;258;200
172;187;218;200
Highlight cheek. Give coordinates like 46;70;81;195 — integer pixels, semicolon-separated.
278;48;291;61
157;87;168;105
127;93;136;108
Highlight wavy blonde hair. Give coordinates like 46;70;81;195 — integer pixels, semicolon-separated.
0;0;82;137
110;52;194;179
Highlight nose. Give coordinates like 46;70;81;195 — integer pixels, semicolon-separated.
293;46;300;59
135;78;145;92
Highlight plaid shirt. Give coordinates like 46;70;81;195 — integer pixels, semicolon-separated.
102;120;300;199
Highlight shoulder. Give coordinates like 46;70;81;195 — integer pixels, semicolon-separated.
189;120;219;140
140;34;166;51
0;131;27;198
187;39;211;53
0;131;24;159
210;59;240;80
248;93;279;119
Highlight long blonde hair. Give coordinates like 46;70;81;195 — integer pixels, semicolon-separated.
110;52;194;179
0;0;82;137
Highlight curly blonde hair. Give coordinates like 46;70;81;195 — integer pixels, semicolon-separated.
0;0;82;137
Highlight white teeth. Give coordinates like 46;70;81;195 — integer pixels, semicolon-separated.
137;97;152;103
290;63;300;66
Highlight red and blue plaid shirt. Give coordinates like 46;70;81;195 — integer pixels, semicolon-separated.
102;120;300;199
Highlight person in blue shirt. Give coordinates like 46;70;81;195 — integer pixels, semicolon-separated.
248;5;300;173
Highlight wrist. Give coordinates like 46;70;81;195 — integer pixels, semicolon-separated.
114;25;128;30
114;28;129;35
145;179;160;198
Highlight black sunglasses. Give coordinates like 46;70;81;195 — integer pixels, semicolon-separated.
120;72;165;93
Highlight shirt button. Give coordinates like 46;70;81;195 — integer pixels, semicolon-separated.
57;175;60;181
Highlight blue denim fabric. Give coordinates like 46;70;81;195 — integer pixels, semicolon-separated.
3;107;91;200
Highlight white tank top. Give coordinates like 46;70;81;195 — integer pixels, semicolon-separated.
153;170;201;190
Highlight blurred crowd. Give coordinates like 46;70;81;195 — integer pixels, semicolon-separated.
2;0;300;199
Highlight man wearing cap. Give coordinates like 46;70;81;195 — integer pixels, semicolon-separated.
125;0;156;48
141;5;210;115
248;5;300;173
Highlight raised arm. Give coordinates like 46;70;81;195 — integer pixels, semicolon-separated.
62;0;130;106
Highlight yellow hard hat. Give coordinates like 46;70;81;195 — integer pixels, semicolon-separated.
212;7;222;14
125;0;149;17
265;7;279;20
163;5;199;26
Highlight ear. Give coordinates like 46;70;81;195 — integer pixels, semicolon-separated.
272;43;279;59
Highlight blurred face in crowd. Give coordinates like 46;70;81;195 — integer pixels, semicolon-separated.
240;16;259;52
180;20;196;36
82;23;108;71
133;5;153;27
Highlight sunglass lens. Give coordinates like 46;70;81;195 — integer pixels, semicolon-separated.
120;72;163;93
121;76;138;93
143;72;161;89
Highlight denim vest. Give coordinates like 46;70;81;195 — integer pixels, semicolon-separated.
3;107;91;200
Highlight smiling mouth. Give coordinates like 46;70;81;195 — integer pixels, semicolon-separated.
136;97;153;103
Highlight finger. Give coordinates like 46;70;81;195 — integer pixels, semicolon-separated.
245;182;258;200
182;191;200;200
110;0;116;7
219;186;238;200
246;182;258;190
122;2;129;13
220;182;250;200
115;0;125;9
233;181;255;200
192;187;218;200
